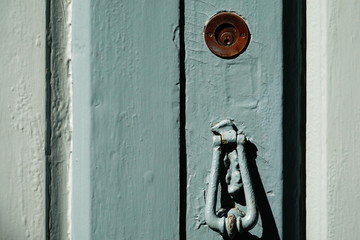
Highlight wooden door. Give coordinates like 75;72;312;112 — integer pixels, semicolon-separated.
72;1;181;239
71;0;304;239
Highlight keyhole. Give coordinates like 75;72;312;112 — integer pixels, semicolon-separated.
224;36;231;45
215;23;238;46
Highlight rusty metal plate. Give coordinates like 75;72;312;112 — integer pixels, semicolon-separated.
204;12;250;58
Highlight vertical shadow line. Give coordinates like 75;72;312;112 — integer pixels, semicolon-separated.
45;0;52;239
282;0;306;239
179;0;187;239
300;0;307;238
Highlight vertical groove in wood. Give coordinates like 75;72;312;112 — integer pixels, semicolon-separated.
47;0;72;239
45;0;51;239
179;0;187;239
282;0;306;239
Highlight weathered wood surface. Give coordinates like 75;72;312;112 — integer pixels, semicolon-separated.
72;1;180;239
0;0;46;239
185;0;283;239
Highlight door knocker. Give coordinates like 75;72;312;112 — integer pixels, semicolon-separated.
205;120;258;239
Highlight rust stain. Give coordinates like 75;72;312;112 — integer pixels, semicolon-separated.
227;215;235;231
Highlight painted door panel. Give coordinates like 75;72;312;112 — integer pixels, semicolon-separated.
185;1;283;239
72;1;180;239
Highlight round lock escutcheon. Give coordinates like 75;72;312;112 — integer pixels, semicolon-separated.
204;12;250;58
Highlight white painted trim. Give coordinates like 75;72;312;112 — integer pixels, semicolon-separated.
0;0;46;238
307;0;360;239
306;0;328;239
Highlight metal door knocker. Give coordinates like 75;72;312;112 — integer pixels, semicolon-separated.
205;120;258;239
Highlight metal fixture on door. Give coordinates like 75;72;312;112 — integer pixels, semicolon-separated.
204;12;250;58
205;120;258;239
204;11;256;239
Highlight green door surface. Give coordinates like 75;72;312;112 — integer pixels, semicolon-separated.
72;0;304;239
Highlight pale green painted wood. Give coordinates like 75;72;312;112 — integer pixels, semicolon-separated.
72;0;92;238
185;0;283;239
72;0;180;239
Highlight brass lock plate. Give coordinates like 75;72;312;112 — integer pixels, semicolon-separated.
204;12;250;58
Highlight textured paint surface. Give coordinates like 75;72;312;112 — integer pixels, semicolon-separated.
306;0;328;238
72;0;180;239
0;0;46;239
185;1;283;239
48;0;72;239
327;1;360;238
307;0;360;239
